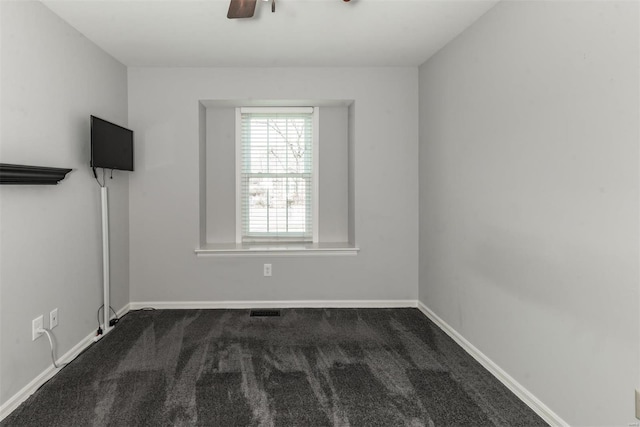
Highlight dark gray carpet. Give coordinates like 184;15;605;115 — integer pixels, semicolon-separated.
2;308;547;426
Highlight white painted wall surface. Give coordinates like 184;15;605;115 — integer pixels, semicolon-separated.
418;1;639;425
128;68;418;303
316;106;350;243
0;1;129;407
205;107;236;244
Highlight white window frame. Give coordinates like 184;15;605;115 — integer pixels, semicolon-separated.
235;107;319;244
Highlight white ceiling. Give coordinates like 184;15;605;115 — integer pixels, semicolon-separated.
42;0;499;67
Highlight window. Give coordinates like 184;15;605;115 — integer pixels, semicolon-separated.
236;107;318;243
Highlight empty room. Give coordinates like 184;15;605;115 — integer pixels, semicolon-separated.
0;0;638;425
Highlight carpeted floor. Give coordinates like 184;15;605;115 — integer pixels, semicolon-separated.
2;308;547;426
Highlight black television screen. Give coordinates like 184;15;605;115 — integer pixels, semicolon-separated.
91;116;134;171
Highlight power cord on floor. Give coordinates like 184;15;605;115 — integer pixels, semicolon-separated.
37;328;66;369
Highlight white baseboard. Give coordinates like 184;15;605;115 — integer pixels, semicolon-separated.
129;300;418;310
0;303;130;422
416;301;568;427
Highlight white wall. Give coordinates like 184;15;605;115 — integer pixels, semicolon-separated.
205;107;236;244
418;1;639;425
316;106;349;242
0;1;129;407
128;68;418;303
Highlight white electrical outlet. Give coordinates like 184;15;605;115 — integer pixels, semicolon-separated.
264;263;272;277
32;315;43;341
50;308;58;329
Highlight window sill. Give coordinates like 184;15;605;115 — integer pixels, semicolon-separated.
195;242;359;257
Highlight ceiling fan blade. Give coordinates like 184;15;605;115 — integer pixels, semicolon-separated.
227;0;257;19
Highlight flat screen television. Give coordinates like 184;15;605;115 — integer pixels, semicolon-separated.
90;116;134;171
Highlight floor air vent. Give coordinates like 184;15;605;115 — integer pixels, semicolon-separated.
250;309;281;317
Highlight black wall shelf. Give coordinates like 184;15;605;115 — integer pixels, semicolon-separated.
0;164;72;185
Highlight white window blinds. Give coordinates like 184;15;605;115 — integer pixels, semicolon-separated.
238;107;316;242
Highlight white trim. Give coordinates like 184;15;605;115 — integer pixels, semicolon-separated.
235;107;242;244
312;107;319;243
195;242;359;257
129;300;416;310
416;301;569;427
0;304;130;422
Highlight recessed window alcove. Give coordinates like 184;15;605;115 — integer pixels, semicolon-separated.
196;99;358;256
